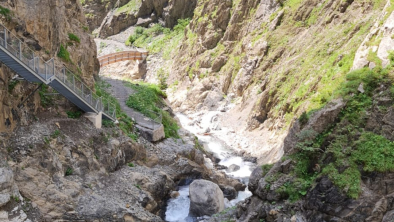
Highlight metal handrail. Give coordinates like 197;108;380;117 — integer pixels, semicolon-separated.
0;23;117;120
144;109;162;130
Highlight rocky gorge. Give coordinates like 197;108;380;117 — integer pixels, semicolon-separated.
1;0;394;221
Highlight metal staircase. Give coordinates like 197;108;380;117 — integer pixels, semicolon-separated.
0;23;116;121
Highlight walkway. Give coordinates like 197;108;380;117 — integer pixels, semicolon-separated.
102;77;165;142
98;51;148;67
0;23;116;121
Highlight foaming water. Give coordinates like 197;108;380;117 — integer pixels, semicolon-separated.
165;113;254;221
165;186;195;222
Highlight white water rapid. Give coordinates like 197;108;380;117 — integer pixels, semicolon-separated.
165;112;255;221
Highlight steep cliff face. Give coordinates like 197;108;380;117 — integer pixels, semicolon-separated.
82;0;197;38
168;0;389;162
0;0;99;132
6;0;100;86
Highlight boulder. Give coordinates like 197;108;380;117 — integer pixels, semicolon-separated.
219;185;237;200
170;191;180;199
0;167;18;208
189;180;224;216
227;164;240;172
248;166;263;193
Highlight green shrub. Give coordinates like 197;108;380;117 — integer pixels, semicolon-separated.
39;85;53;107
261;164;274;177
57;44;71;62
51;130;60;138
125;82;179;138
8;80;18;93
128;163;134;167
66;110;82;119
299;111;308;125
125;19;190;59
65;167;73;176
156;68;168;90
0;6;11;20
352;133;394;172
95;80;138;141
102;119;115;128
68;33;81;44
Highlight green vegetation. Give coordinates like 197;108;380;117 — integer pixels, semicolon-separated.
277;65;394;200
125;19;190;59
261;164;274;177
102;119;115;128
66;110;82;119
0;6;11;20
156;68;169;90
125;82;179;138
8;80;18;93
100;42;107;49
65;167;73;176
51;130;61;139
95;81;138;141
39;85;53;108
116;0;142;15
57;44;71;62
11;195;20;203
128;162;135;167
68;33;81;44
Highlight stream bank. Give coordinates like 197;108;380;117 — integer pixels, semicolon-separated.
164;112;257;221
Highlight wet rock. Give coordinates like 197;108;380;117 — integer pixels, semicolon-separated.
219;185;237;200
189;180;224;216
216;165;228;170
242;156;257;163
170;191;180;199
248;166;264;194
227;164;240;172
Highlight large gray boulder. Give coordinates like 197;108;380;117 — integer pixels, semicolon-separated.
0;167;19;208
189;180;224;216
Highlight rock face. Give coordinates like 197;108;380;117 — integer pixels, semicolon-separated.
82;0;197;38
3;0;99;87
236;82;394;221
0;0;99;133
189;180;224;216
165;0;389;165
0;165;19;208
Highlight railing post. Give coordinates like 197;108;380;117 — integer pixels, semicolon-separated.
4;30;6;49
18;41;21;60
52;59;55;77
72;75;75;91
81;83;84;100
33;57;36;73
90;92;92;104
63;68;66;82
